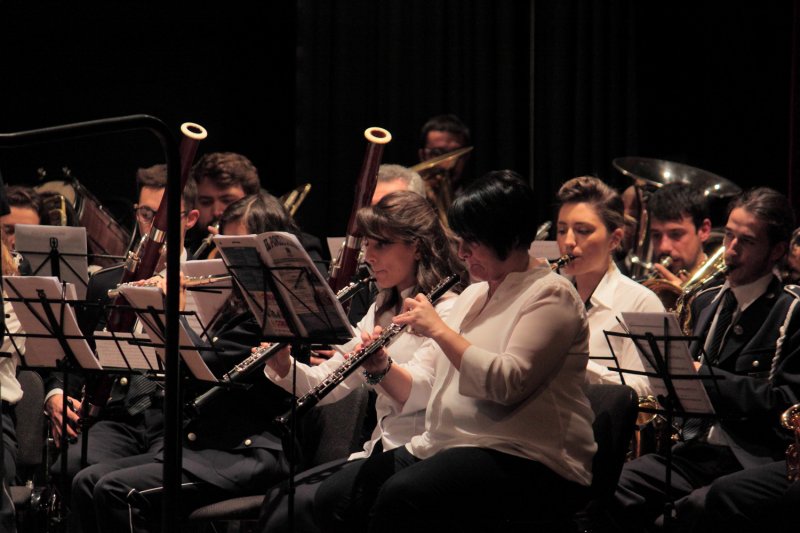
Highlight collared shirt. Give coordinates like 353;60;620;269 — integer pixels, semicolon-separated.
584;263;665;397
405;261;596;486
264;286;456;459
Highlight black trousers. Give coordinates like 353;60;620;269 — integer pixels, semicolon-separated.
611;441;743;532
314;446;590;533
701;460;798;533
258;456;353;533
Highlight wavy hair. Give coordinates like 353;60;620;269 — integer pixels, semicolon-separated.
356;190;466;315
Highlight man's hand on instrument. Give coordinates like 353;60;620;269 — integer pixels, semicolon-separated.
652;263;683;285
45;394;81;446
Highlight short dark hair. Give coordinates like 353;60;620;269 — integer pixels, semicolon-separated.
191;152;260;195
136;163;197;209
557;176;625;231
419;114;471;149
728;187;795;246
448;170;536;260
648;182;709;229
5;185;42;214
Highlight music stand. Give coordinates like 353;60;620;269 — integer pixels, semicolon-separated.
215;231;353;532
15;224;89;300
2;276;161;521
605;311;723;531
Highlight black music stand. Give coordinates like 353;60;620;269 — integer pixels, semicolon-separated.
15;224;90;299
3;275;166;527
3;276;100;523
215;232;353;533
604;313;724;531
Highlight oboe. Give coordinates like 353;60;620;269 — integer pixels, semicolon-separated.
551;254;574;271
187;274;373;416
274;274;460;429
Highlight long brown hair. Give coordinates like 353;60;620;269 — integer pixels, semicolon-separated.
356;191;466;315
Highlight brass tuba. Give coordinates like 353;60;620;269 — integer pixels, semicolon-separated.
781;403;800;482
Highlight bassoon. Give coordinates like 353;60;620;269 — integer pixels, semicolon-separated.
327;127;391;293
79;122;208;423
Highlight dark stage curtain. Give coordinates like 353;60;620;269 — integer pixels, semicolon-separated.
293;0;533;239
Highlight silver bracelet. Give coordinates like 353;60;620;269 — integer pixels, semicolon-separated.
363;356;393;386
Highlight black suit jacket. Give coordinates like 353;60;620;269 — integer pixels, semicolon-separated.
689;277;800;467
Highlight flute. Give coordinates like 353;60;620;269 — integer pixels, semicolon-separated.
107;274;232;298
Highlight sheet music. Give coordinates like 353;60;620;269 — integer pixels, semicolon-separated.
182;259;231;335
117;285;218;382
15;224;89;299
214;232;352;343
94;332;160;371
213;237;291;337
4;276;100;369
622;312;715;415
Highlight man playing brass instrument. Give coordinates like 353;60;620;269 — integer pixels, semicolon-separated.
609;187;800;532
648;182;713;284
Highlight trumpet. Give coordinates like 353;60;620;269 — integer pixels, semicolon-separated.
107;274;232;297
274;274;460;430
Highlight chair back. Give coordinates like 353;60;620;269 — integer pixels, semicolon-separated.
299;385;371;467
14;370;46;469
585;383;639;500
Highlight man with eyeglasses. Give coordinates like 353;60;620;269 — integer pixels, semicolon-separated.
418;114;471;191
43;164;199;524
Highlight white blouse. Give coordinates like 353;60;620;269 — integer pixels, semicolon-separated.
265;287;456;459
403;261;597;487
584;263;665;397
1;299;23;404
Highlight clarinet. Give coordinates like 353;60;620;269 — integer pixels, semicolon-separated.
187;274;374;416
274;274;460;429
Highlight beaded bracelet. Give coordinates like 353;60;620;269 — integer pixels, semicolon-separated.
363;356;393;386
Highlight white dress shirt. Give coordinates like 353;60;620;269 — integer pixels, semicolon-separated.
1;299;24;404
265;287;456;459
584;263;665;396
404;261;596;486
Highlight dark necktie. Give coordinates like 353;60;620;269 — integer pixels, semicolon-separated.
126;375;157;416
706;290;737;364
684;290;737;441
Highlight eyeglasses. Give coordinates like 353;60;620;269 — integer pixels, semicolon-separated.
134;205;188;223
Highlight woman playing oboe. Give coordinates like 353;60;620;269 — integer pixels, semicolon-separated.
314;170;597;532
258;190;465;532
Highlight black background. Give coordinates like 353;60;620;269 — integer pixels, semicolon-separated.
1;1;797;241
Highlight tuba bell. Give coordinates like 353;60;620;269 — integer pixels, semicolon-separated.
781;403;800;482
